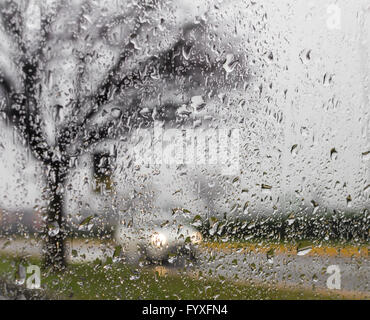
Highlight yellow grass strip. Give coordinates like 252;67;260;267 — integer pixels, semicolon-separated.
201;242;368;258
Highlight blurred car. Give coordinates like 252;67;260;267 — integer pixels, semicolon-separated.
114;211;202;264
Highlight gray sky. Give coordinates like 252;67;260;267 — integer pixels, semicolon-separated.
0;0;369;215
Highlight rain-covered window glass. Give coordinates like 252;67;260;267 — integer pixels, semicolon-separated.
0;0;368;301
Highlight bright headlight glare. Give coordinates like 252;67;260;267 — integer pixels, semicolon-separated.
151;232;167;248
191;231;202;244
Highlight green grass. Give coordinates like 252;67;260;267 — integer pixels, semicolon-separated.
0;254;352;300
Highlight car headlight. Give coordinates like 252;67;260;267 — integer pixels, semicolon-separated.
190;231;202;244
151;232;167;248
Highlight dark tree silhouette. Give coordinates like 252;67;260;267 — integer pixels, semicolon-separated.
0;0;228;270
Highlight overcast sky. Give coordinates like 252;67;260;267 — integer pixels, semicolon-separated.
0;0;369;214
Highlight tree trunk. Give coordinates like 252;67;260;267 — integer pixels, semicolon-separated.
43;161;67;271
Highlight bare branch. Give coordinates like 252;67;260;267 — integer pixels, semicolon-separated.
69;100;148;157
0;0;26;54
2;90;52;163
0;2;53;163
57;21;223;157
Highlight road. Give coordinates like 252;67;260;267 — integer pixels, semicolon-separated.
196;248;369;296
0;238;368;297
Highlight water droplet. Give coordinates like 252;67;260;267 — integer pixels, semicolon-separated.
261;184;272;190
182;44;192;60
330;148;338;160
291;144;298;157
362;151;370;162
243;201;249;214
78;215;94;231
346;195;352;207
223;54;238;73
111;107;121;118
287;213;295;226
266;248;275;263
297;245;312;256
129;273;140;281
191;96;206;111
306;50;312;60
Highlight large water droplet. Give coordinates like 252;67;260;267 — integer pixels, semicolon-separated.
47;221;60;237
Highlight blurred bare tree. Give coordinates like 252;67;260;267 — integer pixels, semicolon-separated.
0;0;228;270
